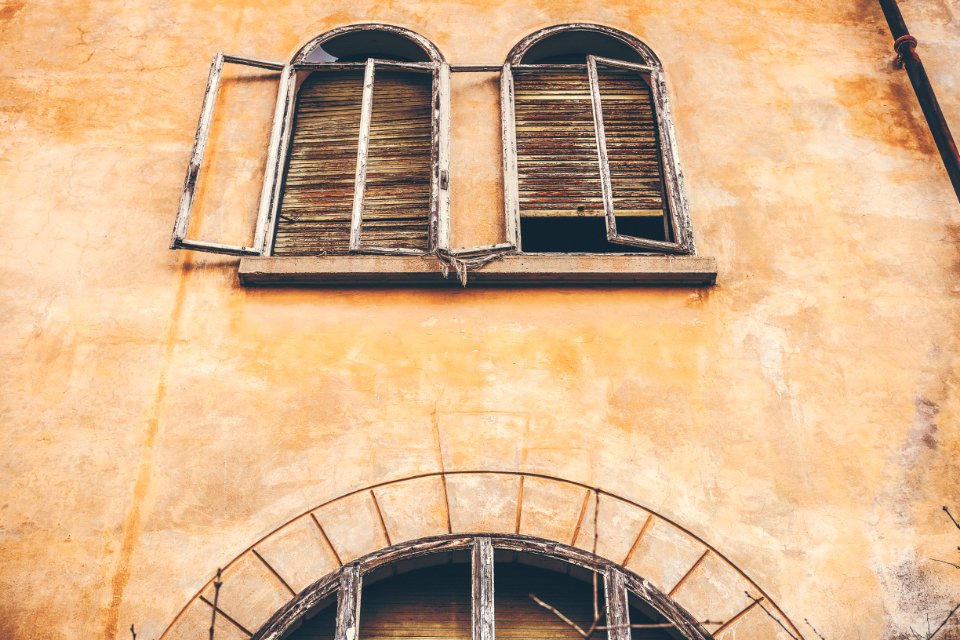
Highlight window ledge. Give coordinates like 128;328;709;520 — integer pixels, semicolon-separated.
238;254;716;286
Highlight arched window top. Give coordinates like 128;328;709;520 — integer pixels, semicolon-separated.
254;535;714;640
293;23;445;65
507;24;661;68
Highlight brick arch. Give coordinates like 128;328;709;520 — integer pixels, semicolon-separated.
160;472;803;640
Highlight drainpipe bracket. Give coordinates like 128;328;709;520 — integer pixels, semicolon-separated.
893;34;918;67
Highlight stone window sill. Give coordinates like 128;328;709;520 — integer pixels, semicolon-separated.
238;254;716;286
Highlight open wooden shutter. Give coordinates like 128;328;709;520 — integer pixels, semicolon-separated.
171;52;287;256
587;55;684;253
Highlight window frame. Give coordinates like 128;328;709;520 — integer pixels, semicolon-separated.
272;25;450;257
169;52;289;257
502;24;696;255
251;534;715;640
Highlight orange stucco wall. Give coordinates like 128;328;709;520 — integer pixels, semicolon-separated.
1;1;959;638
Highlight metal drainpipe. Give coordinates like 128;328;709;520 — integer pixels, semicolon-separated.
878;0;960;203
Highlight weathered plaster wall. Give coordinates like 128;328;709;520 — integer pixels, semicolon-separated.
0;1;958;639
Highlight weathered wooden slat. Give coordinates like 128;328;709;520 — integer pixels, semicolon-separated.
273;69;363;256
358;65;433;253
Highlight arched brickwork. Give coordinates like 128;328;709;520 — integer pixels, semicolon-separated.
160;472;803;640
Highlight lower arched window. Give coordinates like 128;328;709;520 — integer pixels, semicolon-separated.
255;536;713;640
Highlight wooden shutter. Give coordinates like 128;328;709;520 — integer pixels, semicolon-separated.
512;65;604;219
171;52;287;256
273;60;435;256
354;60;435;254
273;69;365;256
510;57;683;253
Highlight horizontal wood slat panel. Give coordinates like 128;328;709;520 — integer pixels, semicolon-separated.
597;67;666;220
274;71;364;255
359;564;471;640
361;70;433;251
513;67;666;219
273;69;433;256
495;563;604;640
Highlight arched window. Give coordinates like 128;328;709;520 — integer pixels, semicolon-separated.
502;25;693;254
171;25;448;258
272;26;446;256
254;536;713;640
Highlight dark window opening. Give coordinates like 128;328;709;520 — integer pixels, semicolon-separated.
305;29;433;63
494;551;678;640
520;217;667;253
519;30;643;64
284;591;336;640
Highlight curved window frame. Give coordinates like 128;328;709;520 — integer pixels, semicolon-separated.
500;24;695;255
252;534;714;640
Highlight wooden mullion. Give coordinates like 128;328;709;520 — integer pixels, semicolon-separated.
586;55;618;241
349;59;376;252
176;239;259;257
604;569;631;640
501;63;520;250
261;67;297;256
449;64;502;73
513;63;588;70
472;537;495;640
334;564;362;640
222;53;285;70
589;56;657;75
